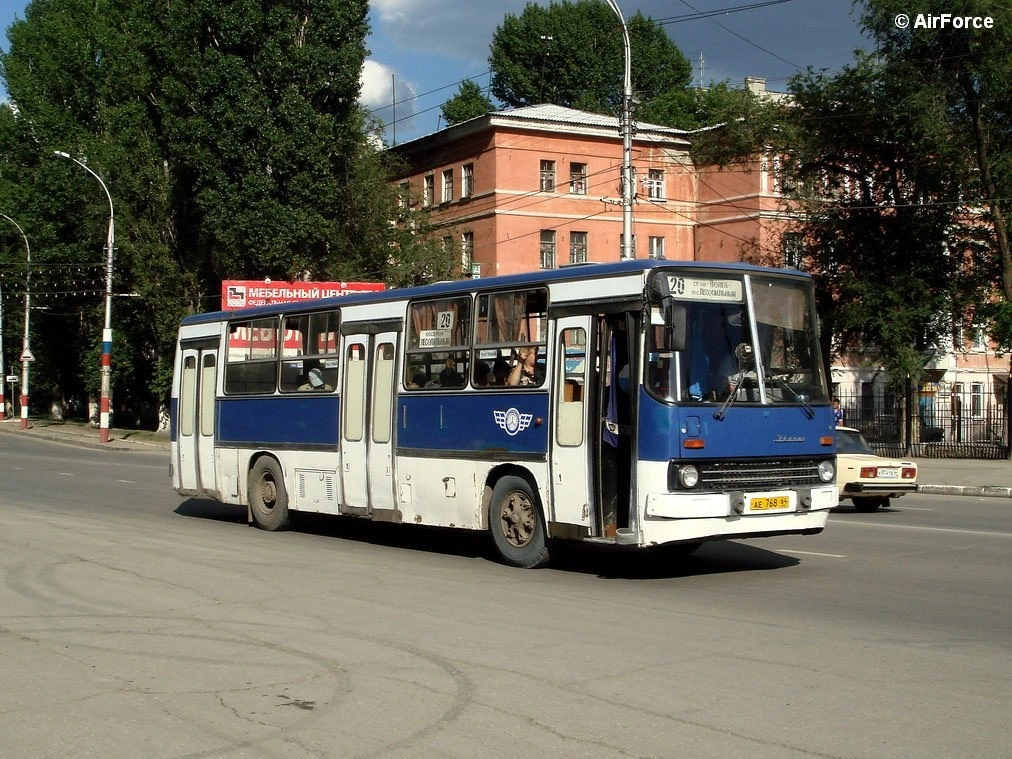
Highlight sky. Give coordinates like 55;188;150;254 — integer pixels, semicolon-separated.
0;0;872;144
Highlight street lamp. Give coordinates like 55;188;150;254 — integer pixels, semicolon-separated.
0;213;32;430
605;0;635;261
54;150;115;443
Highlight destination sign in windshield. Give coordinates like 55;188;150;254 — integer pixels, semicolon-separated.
667;275;743;302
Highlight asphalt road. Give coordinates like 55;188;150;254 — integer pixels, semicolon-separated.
1;435;1009;759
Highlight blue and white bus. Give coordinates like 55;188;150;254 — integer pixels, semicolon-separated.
171;260;837;567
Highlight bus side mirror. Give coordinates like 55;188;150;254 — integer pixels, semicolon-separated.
664;301;686;352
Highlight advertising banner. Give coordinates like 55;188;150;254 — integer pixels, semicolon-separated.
221;280;386;310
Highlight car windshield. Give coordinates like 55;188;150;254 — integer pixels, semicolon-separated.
835;429;875;454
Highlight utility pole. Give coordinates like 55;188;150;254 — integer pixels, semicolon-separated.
605;0;634;261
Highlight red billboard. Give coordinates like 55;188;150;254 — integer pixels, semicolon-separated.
221;280;386;310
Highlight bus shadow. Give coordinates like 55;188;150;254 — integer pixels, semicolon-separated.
174;499;799;579
548;540;800;580
175;498;248;524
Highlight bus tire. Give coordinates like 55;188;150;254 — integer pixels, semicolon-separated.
249;457;290;531
488;475;550;569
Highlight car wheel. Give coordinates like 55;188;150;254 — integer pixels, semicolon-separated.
853;497;886;512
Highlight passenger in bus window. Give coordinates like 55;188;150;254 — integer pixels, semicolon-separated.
473;361;491;387
298;367;331;392
439;357;464;387
508;346;544;387
492;357;511;385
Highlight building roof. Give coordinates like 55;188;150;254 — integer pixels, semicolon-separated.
390;103;690;157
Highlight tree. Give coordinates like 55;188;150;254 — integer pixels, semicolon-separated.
779;55;973;448
489;0;690;115
441;80;494;126
857;0;1012;456
0;0;432;426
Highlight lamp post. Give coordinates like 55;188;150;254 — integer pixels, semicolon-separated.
605;0;635;260
55;151;115;443
0;213;32;430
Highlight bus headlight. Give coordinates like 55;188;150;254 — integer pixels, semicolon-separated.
818;460;835;483
678;464;700;489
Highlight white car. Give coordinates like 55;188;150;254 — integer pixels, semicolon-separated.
835;426;918;511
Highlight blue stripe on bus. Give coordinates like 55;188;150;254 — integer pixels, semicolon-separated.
637;391;835;461
217;395;340;447
397;392;550;455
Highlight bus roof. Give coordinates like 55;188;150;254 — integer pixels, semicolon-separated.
182;258;812;325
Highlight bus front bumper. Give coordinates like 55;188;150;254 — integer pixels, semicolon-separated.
637;485;837;546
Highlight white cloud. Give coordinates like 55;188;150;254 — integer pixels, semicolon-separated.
360;58;421;139
371;0;528;64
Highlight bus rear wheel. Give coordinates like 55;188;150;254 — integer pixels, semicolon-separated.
489;476;549;569
249;457;290;531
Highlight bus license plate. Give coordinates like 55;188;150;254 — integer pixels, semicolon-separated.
748;495;791;511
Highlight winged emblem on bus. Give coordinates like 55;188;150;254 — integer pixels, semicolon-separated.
494;408;533;436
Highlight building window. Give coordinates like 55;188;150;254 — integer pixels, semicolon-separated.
645;168;665;200
398;181;409;210
569;162;587;195
540;230;556;269
423;174;434;207
461;231;474;270
570;231;588;263
540;160;556;192
442;169;453;203
783;232;805;269
462;163;474;198
648;236;665;260
442;236;453;255
971;383;984;418
971;325;988;351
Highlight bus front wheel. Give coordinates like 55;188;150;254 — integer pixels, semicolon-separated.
249;457;290;531
489;476;550;569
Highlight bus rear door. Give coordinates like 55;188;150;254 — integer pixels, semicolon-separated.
176;340;219;497
339;320;401;516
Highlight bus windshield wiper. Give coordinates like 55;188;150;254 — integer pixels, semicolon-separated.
713;381;739;421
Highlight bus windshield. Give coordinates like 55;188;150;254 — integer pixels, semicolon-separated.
646;272;828;407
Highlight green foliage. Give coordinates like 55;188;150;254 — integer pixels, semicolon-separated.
858;0;1012;354
440;80;494;126
489;0;690;114
781;53;970;384
0;0;445;425
640;81;786;164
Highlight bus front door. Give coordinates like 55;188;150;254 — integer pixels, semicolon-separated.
340;323;401;515
550;316;595;531
177;342;219;497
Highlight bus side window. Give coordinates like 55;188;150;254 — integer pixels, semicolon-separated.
557;327;586;446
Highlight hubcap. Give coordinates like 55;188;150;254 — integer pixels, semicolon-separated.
259;477;277;510
499;491;535;548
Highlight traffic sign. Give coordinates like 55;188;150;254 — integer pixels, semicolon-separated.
5;375;16;383
19;346;34;362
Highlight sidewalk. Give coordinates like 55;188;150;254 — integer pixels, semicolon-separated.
0;417;170;452
1;415;1008;496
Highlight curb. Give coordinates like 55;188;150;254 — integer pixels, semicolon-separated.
918;484;1012;498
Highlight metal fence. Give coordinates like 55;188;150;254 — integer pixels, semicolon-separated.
835;386;1008;459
